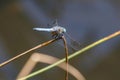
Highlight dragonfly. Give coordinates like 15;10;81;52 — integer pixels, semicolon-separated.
33;20;80;52
33;21;66;39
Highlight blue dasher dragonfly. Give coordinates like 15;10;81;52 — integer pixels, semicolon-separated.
33;20;80;52
33;23;66;39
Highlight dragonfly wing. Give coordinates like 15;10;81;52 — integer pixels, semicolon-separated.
56;36;80;53
64;33;81;51
52;19;58;26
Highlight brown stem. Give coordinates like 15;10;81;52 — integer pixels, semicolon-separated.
0;39;57;67
62;36;69;80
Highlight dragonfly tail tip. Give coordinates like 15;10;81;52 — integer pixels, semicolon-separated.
33;28;37;30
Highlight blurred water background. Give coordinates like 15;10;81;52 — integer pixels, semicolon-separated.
0;0;120;80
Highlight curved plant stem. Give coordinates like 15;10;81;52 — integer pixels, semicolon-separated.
18;30;120;80
62;36;69;80
0;39;57;67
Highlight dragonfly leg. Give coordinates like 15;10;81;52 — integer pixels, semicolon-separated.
52;32;63;39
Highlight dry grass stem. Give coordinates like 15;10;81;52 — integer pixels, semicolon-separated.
62;36;69;80
0;39;57;67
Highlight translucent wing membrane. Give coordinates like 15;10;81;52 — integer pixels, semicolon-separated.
56;33;81;52
52;19;58;26
65;33;81;51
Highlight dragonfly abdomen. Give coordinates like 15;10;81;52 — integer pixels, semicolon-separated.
33;28;53;32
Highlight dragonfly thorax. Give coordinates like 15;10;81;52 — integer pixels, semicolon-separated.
51;26;66;38
52;26;66;34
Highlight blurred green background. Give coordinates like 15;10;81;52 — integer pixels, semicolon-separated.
0;0;120;80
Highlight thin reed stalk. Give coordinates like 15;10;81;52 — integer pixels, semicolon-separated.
62;36;69;80
0;39;58;67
